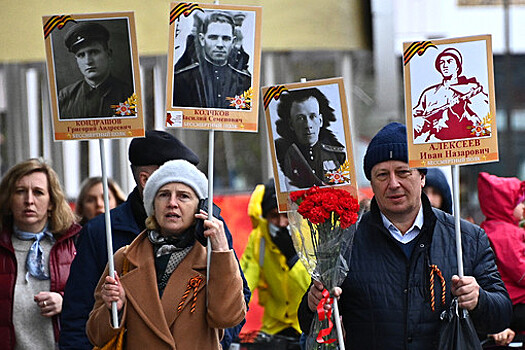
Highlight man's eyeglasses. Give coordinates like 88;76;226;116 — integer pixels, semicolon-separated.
373;168;417;182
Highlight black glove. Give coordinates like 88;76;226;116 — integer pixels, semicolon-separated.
271;227;298;268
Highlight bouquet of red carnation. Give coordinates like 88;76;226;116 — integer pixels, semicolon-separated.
288;186;360;350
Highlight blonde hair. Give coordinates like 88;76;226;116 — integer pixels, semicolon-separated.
145;215;160;232
0;158;76;235
75;176;126;224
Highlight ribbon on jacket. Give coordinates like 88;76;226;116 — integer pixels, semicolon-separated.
316;288;336;344
429;264;446;312
177;275;204;314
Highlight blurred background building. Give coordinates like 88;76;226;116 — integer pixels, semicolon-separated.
1;0;524;220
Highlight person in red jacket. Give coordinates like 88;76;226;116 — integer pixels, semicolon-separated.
478;171;525;346
0;158;81;350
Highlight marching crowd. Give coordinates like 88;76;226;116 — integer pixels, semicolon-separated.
1;124;524;349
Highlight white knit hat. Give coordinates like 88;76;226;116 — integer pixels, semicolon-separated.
143;159;208;217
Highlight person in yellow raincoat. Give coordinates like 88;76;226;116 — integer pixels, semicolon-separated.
240;179;310;346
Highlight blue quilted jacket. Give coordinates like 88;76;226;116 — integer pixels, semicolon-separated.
298;195;512;350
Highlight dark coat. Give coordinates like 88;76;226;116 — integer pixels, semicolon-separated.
298;195;512;350
59;187;251;350
58;75;133;119
0;223;81;350
59;193;139;350
173;61;251;109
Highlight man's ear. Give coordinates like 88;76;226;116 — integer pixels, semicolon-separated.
198;33;205;46
139;171;150;191
420;172;426;188
319;113;324;127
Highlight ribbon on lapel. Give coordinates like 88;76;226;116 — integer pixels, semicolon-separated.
177;275;205;314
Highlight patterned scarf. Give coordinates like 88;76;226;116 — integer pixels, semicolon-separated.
13;225;54;281
148;230;193;294
148;230;194;257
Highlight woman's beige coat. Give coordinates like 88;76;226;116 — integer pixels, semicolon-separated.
87;231;246;349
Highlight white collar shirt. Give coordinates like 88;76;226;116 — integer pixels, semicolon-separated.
380;205;424;244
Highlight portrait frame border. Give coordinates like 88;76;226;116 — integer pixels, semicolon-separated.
165;2;262;133
42;11;144;141
403;34;498;168
262;77;358;212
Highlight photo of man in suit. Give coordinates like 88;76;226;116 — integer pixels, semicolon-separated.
273;87;347;190
58;21;133;119
172;11;252;109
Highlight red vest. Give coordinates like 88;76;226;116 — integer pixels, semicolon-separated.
0;223;81;349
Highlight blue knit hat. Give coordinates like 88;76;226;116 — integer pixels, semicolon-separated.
363;122;427;180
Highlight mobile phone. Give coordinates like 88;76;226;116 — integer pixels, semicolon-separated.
194;198;222;246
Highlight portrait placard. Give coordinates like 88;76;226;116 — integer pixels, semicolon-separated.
262;78;358;212
403;34;498;168
43;12;144;141
166;2;262;132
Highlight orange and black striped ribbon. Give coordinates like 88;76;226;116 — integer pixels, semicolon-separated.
429;264;446;312
263;85;287;109
43;15;76;38
177;275;204;313
170;3;204;25
403;41;437;66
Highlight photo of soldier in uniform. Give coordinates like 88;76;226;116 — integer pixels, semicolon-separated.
411;46;490;143
171;9;254;110
271;86;347;191
50;18;135;120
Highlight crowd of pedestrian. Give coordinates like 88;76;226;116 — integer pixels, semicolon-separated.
1;124;524;350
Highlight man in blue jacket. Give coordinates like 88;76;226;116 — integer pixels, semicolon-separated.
60;130;250;349
298;122;512;349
